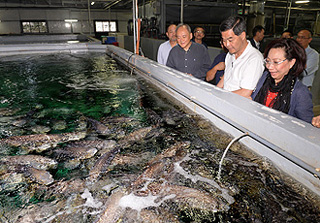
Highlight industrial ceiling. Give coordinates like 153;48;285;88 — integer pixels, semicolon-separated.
0;0;319;11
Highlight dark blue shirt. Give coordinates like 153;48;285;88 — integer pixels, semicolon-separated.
166;42;211;80
252;71;314;123
191;39;208;49
208;52;227;85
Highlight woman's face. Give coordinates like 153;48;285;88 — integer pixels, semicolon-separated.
265;48;296;84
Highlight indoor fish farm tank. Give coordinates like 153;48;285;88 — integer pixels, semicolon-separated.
0;52;319;222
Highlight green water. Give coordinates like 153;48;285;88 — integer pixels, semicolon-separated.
0;53;145;136
0;52;319;223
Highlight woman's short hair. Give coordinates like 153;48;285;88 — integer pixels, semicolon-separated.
219;15;246;36
264;38;306;78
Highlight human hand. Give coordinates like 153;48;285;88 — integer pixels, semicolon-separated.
206;68;217;82
312;115;320;128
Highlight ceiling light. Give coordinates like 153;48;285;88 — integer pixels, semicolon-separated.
64;19;78;23
295;0;310;3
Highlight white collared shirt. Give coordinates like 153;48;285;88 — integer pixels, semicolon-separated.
224;41;264;91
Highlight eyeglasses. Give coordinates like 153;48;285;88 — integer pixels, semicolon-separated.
296;36;310;40
195;30;204;34
264;58;287;66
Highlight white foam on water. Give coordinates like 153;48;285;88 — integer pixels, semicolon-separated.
43;211;66;223
81;188;103;208
173;154;235;204
119;192;175;211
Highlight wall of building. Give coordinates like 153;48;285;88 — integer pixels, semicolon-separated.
0;8;132;35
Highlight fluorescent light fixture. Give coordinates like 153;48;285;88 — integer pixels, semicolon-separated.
295;0;310;3
67;40;80;43
64;19;78;23
91;2;95;5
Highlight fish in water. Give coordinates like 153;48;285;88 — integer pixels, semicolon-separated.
0;155;58;170
118;126;153;148
101;115;137;125
138;208;180;223
88;147;120;183
24;167;54;185
144;108;163;126
132;158;174;191
111;151;153;166
87;117;111;136
67;139;117;150
147;141;190;165
0;164;54;190
94;188;127;223
53;146;98;161
45;178;86;199
0;131;86;153
143;181;221;213
0;107;20;116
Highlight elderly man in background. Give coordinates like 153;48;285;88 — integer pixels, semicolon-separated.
296;29;319;88
157;24;177;65
166;23;211;81
192;26;208;48
217;15;264;98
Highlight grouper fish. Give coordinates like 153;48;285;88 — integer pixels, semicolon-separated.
87;117;111;136
0;155;58;170
87;146;120;183
0;131;86;153
88;126;153;183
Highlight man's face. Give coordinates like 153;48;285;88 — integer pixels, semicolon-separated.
221;29;246;55
256;29;265;42
194;28;205;41
281;32;292;39
176;26;192;51
296;30;312;49
166;25;177;42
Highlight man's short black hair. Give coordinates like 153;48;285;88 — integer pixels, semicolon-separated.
281;29;293;38
219;15;246;36
252;25;265;37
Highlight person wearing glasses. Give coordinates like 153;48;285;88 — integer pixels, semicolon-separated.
217;15;264;98
192;26;208;48
251;38;314;123
296;29;319;88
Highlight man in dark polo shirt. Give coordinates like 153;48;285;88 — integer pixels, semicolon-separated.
166;23;211;81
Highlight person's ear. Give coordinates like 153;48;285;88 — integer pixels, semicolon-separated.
289;58;296;69
190;33;193;39
240;31;246;40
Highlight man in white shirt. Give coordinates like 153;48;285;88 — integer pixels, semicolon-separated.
157;24;177;65
217;16;264;98
296;29;319;88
